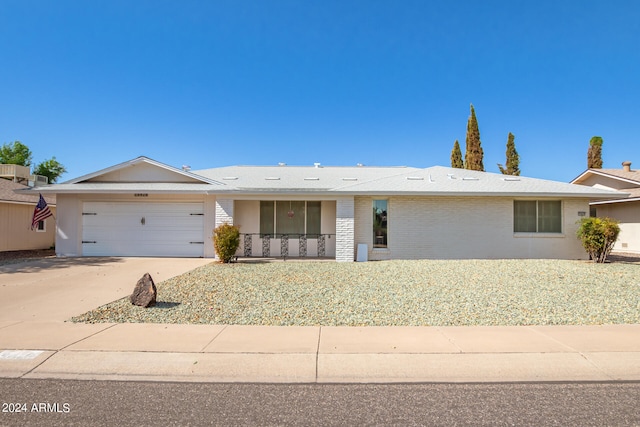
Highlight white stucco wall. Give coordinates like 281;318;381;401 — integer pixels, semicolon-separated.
593;201;640;253
354;196;590;260
55;194;82;257
204;196;217;258
234;200;260;234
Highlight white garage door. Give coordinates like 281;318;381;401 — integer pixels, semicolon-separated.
82;202;204;257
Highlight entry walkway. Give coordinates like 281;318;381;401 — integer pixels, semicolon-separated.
0;257;639;383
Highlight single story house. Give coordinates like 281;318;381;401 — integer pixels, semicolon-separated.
23;156;625;261
1;178;56;252
571;161;640;254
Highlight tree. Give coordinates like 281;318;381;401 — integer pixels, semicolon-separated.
576;217;620;263
0;140;66;183
587;136;603;169
450;140;463;168
0;141;32;166
464;104;484;171
33;157;67;183
497;132;520;176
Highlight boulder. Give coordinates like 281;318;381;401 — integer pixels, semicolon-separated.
130;273;157;307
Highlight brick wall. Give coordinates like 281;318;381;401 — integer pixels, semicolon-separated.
355;196;589;260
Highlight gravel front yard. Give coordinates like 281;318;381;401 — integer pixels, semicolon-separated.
72;259;640;326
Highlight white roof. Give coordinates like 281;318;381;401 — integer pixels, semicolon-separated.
193;165;417;192
23;157;627;199
195;164;625;198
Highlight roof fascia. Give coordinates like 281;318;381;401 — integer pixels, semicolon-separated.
571;169;640;186
31;189;212;195
0;199;56;206
570;169;592;184
203;188;628;199
590;197;640;205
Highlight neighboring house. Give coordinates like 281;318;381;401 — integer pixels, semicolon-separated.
571;161;640;254
23;156;624;261
0;178;56;252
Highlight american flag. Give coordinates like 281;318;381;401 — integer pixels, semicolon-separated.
31;194;53;230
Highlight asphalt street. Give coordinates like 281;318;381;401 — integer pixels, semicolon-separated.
1;379;639;426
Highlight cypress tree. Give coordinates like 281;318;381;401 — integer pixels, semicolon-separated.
497;132;520;176
587;136;603;169
464;104;484;171
450;140;464;168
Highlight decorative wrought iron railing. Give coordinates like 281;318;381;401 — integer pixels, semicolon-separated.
239;233;335;259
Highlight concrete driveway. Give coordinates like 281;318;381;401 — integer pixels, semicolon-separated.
1;256;640;383
0;257;212;322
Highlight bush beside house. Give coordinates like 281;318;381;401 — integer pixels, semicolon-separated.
576;217;620;263
214;223;240;263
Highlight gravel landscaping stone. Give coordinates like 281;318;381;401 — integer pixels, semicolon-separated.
72;259;640;326
0;249;55;266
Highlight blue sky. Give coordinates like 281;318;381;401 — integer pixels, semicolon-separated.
1;0;638;182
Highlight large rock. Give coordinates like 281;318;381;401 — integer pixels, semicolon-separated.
130;273;157;307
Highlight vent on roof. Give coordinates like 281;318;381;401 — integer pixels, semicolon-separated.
462;177;479;181
314;163;322;168
447;174;456;180
304;177;319;181
406;176;424;180
342;177;358;181
502;177;520;182
265;177;280;180
223;177;238;180
278;162;287;166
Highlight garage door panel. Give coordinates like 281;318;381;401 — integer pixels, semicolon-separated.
82;202;204;257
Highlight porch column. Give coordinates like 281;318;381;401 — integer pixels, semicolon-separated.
215;198;234;227
214;198;234;260
336;197;355;262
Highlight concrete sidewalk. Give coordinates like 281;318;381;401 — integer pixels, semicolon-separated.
1;257;639;383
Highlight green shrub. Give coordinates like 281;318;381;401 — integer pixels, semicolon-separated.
213;223;240;263
576;217;620;263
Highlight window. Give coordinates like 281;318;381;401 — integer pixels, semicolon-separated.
35;220;46;232
259;201;321;236
306;201;321;237
514;200;562;233
373;199;388;248
260;201;274;236
276;201;305;235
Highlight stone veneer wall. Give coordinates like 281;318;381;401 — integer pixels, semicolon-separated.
214;198;234;260
215;198;234;227
335;197;355;262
